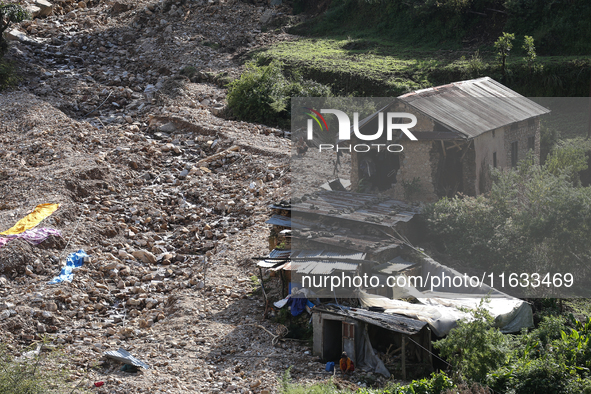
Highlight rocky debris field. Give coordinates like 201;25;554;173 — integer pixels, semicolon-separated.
0;0;341;392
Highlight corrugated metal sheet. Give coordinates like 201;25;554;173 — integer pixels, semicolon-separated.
373;256;415;274
399;77;550;138
291;227;402;254
266;214;291;227
257;260;284;268
292;250;366;260
292;260;360;275
291;190;419;229
315;305;427;335
269;249;291;259
259;249;368;270
104;348;150;369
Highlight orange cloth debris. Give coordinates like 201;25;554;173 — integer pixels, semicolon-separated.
0;203;60;235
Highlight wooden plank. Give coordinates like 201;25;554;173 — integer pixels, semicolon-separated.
195;145;240;166
401;335;406;380
427;328;433;367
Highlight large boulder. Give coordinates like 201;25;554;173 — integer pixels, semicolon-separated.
34;0;54;17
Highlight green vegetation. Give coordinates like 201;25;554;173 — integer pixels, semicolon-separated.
0;3;29;59
248;0;591;100
227;59;332;126
0;3;28;90
424;143;591;291
522;35;537;72
493;32;515;77
435;303;511;384
291;0;591;56
0;341;87;393
257;37;591;98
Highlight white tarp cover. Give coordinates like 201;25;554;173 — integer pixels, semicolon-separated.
359;289;533;337
358;255;534;337
356;324;391;378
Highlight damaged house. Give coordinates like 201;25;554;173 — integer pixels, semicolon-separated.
348;77;550;201
259;190;533;379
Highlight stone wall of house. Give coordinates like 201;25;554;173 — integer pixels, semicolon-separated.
473;117;540;195
503;118;541;167
392;141;439;202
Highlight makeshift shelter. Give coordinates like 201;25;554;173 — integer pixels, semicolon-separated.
312;304;432;379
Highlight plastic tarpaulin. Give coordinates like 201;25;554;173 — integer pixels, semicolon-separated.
48;249;88;285
0;204;60;235
0;228;61;251
355;323;391;378
359;290;533;337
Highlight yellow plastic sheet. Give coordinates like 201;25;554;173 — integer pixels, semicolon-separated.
0;203;60;235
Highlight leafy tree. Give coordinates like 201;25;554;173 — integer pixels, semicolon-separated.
522;35;536;72
494;32;515;78
0;3;29;59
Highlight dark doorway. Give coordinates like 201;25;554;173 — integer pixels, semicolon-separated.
358;150;401;192
439;144;464;197
322;319;343;362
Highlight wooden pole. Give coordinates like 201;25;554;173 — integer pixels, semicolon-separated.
401;335;406;381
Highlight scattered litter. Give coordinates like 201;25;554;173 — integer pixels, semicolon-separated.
0;203;60;235
104;348;150;369
94;382;104;387
287;297;307;316
0;228;61;250
121;364;139;373
273;296;289;309
48;249;89;285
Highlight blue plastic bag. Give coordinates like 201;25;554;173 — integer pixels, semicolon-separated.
48;249;88;284
326;362;335;372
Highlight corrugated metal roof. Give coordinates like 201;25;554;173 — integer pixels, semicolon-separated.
315;305;427;335
398;77;550;138
292;250;367;260
259;249;368;270
291;190;419;229
292;260;360;275
373;256;415;274
266;214;291;227
269;249;291;259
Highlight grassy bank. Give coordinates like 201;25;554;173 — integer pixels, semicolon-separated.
257;37;591;97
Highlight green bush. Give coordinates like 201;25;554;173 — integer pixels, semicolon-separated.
425;151;591;288
0;3;29;58
434;303;512;383
0;342;86;393
227;60;331;126
0;59;18;90
545;138;591;185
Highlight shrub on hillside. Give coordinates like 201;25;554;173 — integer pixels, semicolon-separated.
0;3;29;58
227;60;331;126
0;342;85;393
0;3;28;90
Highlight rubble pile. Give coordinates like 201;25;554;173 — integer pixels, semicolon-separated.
0;0;332;392
5;0;296;125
